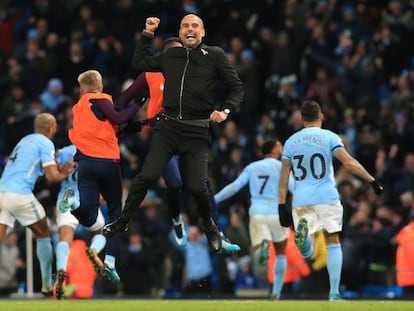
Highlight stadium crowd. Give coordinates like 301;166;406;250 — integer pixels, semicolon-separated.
1;0;414;299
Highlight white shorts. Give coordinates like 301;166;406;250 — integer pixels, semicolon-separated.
292;203;343;235
56;207;79;229
0;192;46;228
56;205;106;231
249;214;289;246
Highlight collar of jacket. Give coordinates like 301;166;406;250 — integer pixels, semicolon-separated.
167;44;208;57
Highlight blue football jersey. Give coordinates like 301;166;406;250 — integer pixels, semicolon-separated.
215;158;295;216
55;145;79;202
282;127;344;207
0;133;56;194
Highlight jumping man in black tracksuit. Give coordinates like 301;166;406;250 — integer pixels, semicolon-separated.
103;15;244;253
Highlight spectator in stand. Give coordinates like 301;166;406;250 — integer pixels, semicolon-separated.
59;42;89;96
0;230;23;295
118;230;154;296
39;78;68;114
305;67;338;108
395;210;414;298
232;48;261;133
182;225;213;297
234;255;259;292
1;83;32;153
400;153;414;194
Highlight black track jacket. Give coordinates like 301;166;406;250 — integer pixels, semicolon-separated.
132;33;244;120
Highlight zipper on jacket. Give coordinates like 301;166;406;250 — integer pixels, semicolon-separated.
178;49;190;120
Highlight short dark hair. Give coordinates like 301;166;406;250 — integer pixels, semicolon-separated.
301;100;321;122
162;37;182;51
261;139;278;155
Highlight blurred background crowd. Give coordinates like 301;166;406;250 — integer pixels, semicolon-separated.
1;0;414;300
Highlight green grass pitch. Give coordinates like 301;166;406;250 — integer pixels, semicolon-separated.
1;299;413;311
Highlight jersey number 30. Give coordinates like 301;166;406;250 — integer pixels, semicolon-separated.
293;153;326;181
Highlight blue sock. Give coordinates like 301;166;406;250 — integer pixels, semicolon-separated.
56;241;70;271
104;254;116;269
272;255;287;296
298;235;314;258
90;234;106;254
327;243;342;296
36;237;53;289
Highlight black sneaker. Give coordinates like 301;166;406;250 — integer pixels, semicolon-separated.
102;218;129;237
53;270;67;300
86;248;104;274
205;223;222;253
41;287;53;297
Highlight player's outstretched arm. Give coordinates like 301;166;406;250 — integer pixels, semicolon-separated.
334;148;383;195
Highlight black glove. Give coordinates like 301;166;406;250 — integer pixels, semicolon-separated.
278;203;293;228
139;112;163;128
370;179;384;195
123;119;142;133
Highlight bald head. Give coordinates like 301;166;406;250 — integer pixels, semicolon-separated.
34;113;57;138
182;14;204;27
179;14;205;49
